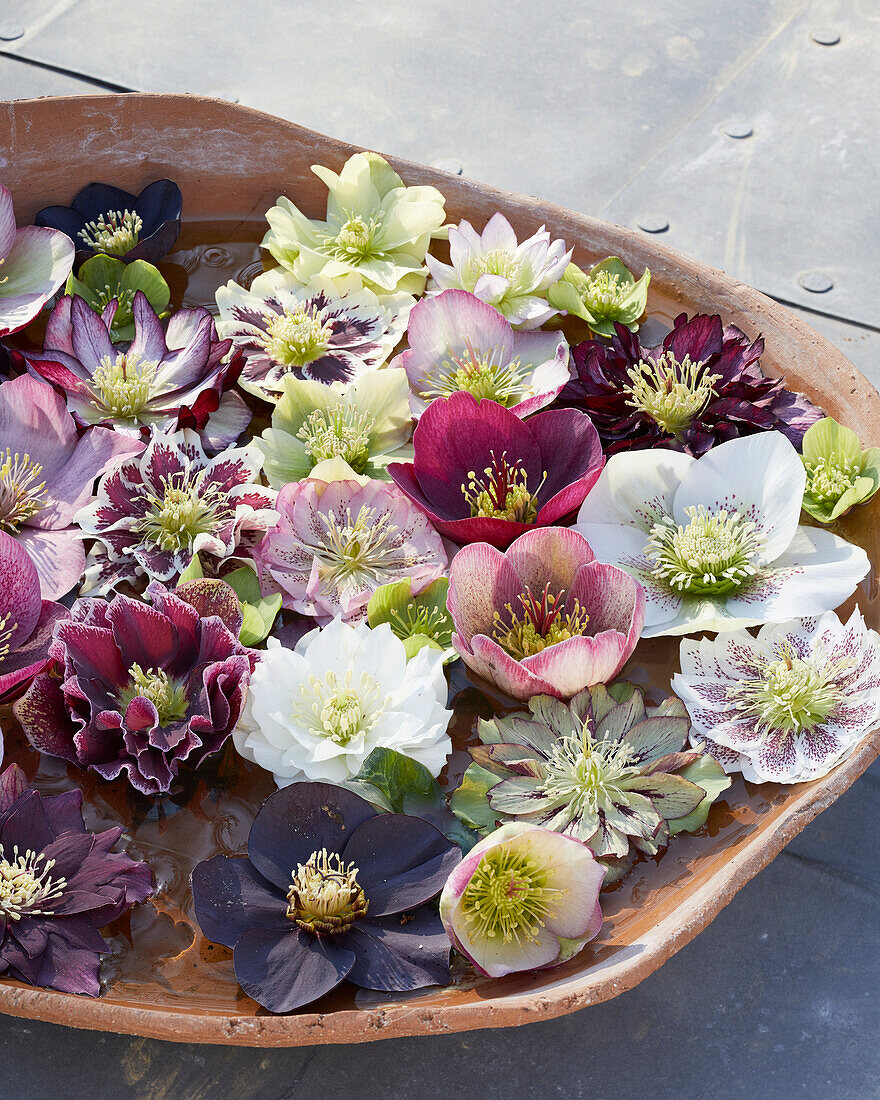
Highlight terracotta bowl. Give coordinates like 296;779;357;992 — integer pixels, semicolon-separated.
1;94;879;1047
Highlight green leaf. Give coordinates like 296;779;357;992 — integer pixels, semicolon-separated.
449;762;501;835
222;566;282;645
223;566;262;605
178;554;204;583
120;259;172;315
667;754;731;836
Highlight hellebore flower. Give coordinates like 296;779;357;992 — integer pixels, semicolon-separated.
800;417;880;523
262;152;447;297
388;391;604;549
673;608;880;784
467;683;729;872
547;256;650;337
0;374;142;599
0;531;68;704
255;369;413;488
367;576;455;661
0;185;74;339
447;526;645;701
559;312;821;456
15;580;257;796
35;179;182;264
233;618;452;785
0;763;153;995
216;268;411;399
425;213;570;330
439;822;603;977
75;428;278;595
574;432;870;638
191;781;460;1013
392;289;570;419
254;476;446;623
24;293;249;451
65;254;170;343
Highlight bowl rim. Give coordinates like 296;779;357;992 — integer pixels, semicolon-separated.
1;91;878;1048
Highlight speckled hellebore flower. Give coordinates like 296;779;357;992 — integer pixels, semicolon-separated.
574;432;870;638
191;781;460;1012
35;179;182;264
799;418;880;523
0;184;74;338
559;312;821;456
426;213;570;330
216;268;412;399
547;256;650;337
439;822;603;977
254;476;446;623
255;369;413;488
0;374;142;599
447;526;645;701
64;253;170;343
233;617;452;786
673;609;880;784
75;428;277;595
388;391;604;549
15;580;257;796
392;289;570;418
0;763;153;995
262;152;447;297
24;293;249;451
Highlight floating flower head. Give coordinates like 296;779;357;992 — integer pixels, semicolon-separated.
673;609;880;784
0;184;74;338
439;822;603;977
367;576;455;661
255;369;413;488
64;254;170;343
0;374;142;598
447;526;645;701
426;213;570;330
547;256;650;337
393;289;570;418
262;152;446;297
24;293;247;449
465;683;728;874
216;267;412;399
191;781;459;1013
75;428;277;595
388;391;603;549
233;618;452;786
254;476;446;623
35;179;182;263
574;432;870;638
559;312;821;455
15;580;257;796
0;763;153;995
800;417;880;523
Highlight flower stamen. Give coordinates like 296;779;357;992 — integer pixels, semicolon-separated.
296;406;375;473
263;305;333;368
421;339;529;405
805;457;861;504
78;209;143;256
646;505;763;596
0;845;67;921
624;351;721;436
0;449;47;532
118;663;188;725
134;472;232;552
540;720;641;817
286;848;368;934
492;584;591;659
460;846;564;945
298;668;388;745
461;450;544;523
90;352;159;420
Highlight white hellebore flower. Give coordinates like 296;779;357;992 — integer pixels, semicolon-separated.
574;432;869;637
233;618;452;786
672;609;880;783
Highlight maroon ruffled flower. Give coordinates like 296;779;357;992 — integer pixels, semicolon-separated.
15;580;257;796
191;782;460;1014
0;763;153;995
388;391;604;549
558;313;822;456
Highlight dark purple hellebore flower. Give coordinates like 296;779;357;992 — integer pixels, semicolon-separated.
35;179;182;265
191;782;461;1014
0;763;153;995
387;390;605;549
558;312;822;456
14;580;258;796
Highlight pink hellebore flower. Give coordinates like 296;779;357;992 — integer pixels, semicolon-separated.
0;375;142;598
0;184;74;337
439;822;604;977
388;390;604;550
447;526;645;701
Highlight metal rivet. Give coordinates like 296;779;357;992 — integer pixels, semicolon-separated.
798;271;834;293
723;120;753;139
811;28;840;46
431;159;463;176
0;24;23;41
636;214;669;234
